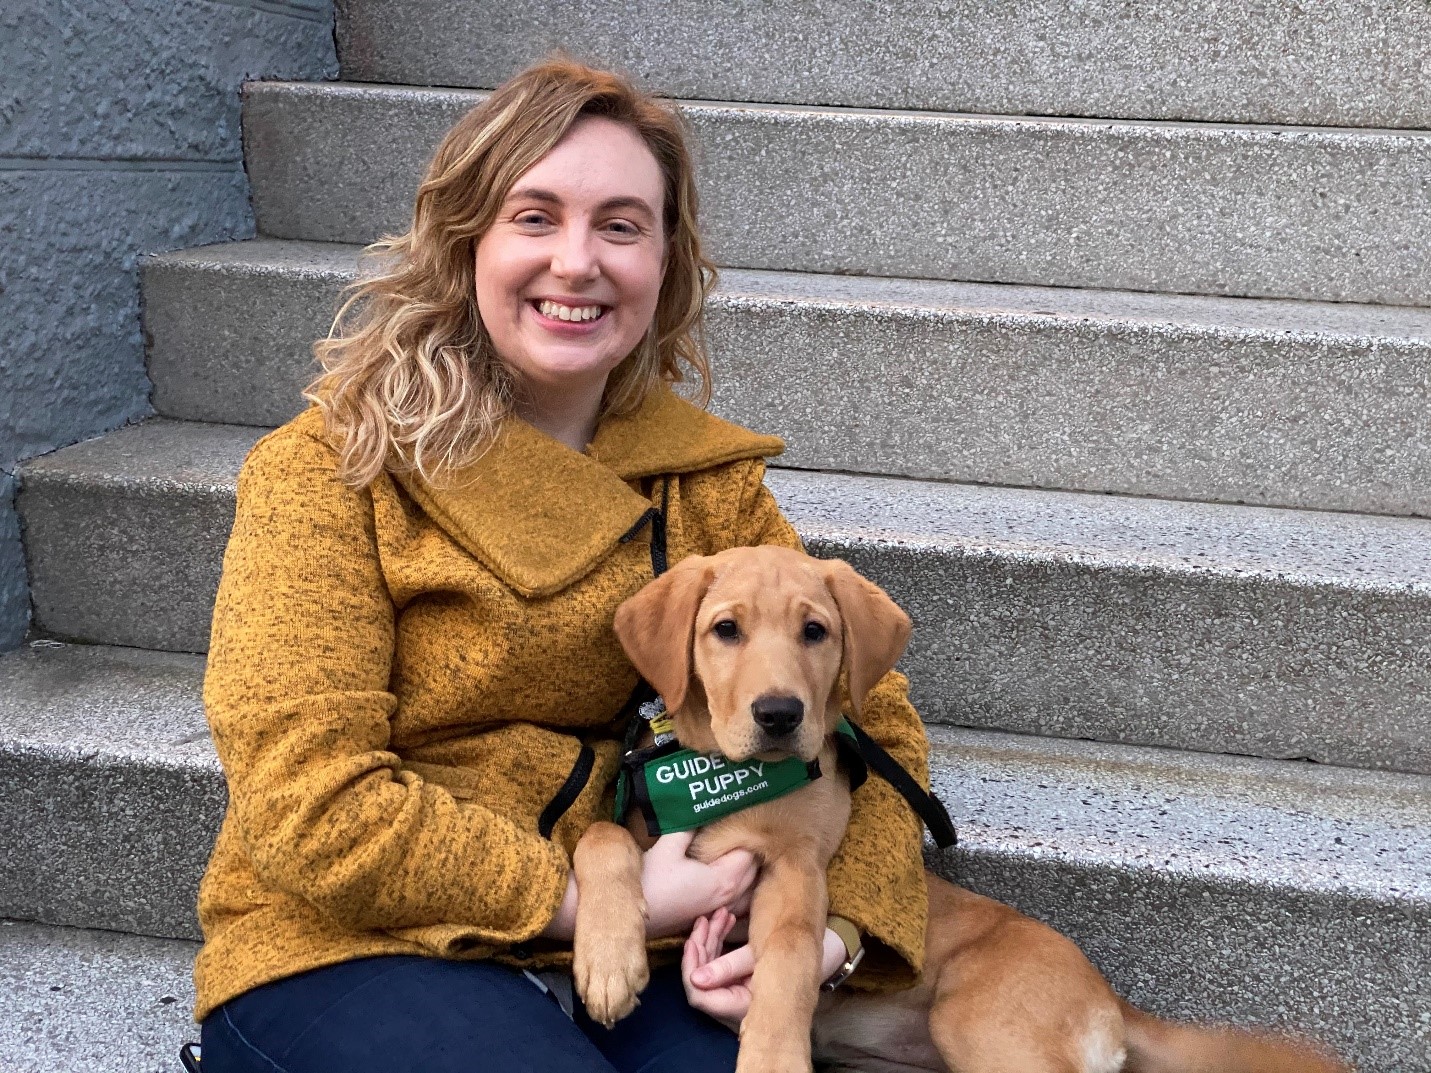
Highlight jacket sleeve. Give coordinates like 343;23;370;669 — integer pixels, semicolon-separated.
730;460;930;990
203;427;569;941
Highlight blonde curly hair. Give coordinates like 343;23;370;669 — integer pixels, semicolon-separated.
307;58;716;487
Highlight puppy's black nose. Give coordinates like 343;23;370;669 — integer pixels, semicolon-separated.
751;694;804;737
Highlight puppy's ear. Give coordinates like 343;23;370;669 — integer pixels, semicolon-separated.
819;558;912;716
613;555;716;713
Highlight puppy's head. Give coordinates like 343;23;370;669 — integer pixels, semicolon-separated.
613;546;911;762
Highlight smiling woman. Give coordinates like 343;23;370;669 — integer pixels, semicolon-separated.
191;56;932;1073
307;60;712;479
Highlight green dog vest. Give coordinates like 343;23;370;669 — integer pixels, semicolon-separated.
614;700;864;836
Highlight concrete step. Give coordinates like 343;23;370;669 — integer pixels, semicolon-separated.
242;81;1431;307
0;643;215;942
16;421;259;655
144;238;1431;516
334;0;1431;130
18;419;1431;773
0;918;199;1073
0;641;1423;1070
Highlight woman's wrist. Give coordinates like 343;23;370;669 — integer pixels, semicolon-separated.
539;872;579;940
821;926;848;977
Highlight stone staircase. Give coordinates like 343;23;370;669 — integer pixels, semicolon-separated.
5;2;1430;1070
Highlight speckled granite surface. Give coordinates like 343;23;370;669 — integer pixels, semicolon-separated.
0;919;199;1073
242;82;1431;306
19;422;1431;770
334;0;1431;129
143;239;1431;516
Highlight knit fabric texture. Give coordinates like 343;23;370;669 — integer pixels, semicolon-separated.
194;387;931;1022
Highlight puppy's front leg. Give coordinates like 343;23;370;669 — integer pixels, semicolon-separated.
738;849;827;1073
572;820;649;1027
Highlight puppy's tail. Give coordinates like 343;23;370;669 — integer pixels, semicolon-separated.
1120;1001;1352;1073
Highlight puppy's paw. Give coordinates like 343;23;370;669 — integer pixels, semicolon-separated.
573;935;649;1028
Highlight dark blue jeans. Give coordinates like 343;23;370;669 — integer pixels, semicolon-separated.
199;956;738;1073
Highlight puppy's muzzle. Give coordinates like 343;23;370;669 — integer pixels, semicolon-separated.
751;694;804;738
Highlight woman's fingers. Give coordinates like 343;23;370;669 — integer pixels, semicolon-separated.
640;836;759;936
682;912;754;1032
709;906;736;949
690;939;756;989
706;907;732;960
698;911;719;961
682;916;708;980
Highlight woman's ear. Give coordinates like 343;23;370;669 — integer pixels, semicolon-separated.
819;558;912;716
613;555;716;712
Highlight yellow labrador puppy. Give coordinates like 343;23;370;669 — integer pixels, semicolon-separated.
572;546;1348;1073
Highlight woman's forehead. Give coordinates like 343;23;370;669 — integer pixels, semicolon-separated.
509;116;664;212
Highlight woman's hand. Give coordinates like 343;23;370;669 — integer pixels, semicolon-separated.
641;831;758;938
681;909;750;1031
682;908;850;1030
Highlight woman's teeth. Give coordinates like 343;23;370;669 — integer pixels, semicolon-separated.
538;300;605;322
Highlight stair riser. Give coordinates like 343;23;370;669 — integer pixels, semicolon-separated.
817;539;1431;773
243;83;1431;306
716;307;1431;515
144;249;1431;516
0;748;218;942
335;0;1431;130
20;481;233;653
143;255;332;428
20;457;1431;772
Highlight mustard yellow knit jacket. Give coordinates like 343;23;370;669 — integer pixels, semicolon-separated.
194;387;930;1021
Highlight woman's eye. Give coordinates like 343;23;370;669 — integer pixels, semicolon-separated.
803;621;828;643
713;620;739;641
515;212;551;227
604;220;640;238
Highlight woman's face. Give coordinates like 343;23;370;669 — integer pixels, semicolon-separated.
475;116;667;406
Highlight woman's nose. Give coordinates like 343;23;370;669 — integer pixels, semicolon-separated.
550;226;600;282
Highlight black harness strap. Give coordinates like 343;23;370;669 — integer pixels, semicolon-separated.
617;476;669;578
538;478;671;840
844;718;958;849
834;732;869;793
650;478;669;577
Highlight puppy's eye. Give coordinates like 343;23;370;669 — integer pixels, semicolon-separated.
713;619;740;641
803;621;828;643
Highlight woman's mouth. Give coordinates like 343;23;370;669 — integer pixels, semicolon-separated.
534;299;608;324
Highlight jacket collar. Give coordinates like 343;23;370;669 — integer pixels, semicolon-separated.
392;388;783;598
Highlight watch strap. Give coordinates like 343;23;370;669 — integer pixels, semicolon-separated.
821;915;865;991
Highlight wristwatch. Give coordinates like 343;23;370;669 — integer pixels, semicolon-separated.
820;915;865;991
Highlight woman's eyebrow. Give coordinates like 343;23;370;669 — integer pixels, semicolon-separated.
506;186;563;206
597;196;657;220
506;187;657;219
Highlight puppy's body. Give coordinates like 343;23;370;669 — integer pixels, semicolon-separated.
670;764;1130;1073
573;547;1348;1073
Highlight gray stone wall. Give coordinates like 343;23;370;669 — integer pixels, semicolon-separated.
0;0;337;649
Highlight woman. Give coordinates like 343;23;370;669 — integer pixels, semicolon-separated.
194;58;931;1073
